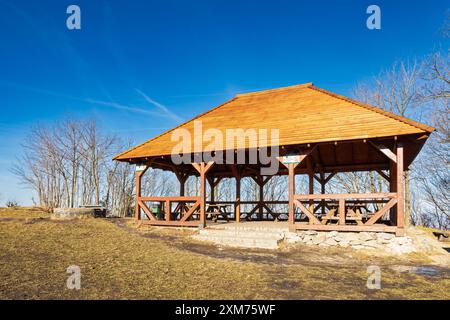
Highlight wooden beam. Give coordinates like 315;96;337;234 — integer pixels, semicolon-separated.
191;162;201;173
368;140;397;163
213;176;223;187
203;162;389;178
376;169;389;182
365;198;398;225
140;196;199;201
263;203;275;217
324;172;336;184
138;200;157;221
180;200;201;222
204;161;215;173
294;192;397;200
294;199;321;225
313;174;322;184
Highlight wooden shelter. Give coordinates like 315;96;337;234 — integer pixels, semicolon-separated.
114;83;434;236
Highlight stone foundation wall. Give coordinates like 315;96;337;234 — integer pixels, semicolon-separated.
285;230;416;254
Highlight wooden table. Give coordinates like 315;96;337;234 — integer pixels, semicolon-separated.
206;204;231;222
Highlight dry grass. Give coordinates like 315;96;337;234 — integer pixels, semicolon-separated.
0;207;449;300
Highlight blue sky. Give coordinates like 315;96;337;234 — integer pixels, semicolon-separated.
0;0;448;204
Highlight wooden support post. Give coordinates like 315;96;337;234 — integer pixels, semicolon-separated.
396;144;405;236
180;180;185;196
230;165;242;222
135;171;142;223
251;175;271;220
207;177;215;203
307;157;314;222
165;199;170;222
277;156;303;229
236;175;241;222
192;162;214;227
338;198;345;225
199;163;207;226
207;176;222;203
389;160;397;225
173;171;187;219
288;163;296;226
175;172;187;196
259;177;264;219
135;166;148;223
320;171;325;215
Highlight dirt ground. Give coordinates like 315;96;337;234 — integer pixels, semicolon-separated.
0;207;449;300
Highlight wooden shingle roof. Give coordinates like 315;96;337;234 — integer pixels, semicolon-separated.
114;83;434;161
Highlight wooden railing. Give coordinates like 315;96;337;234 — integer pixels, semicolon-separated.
137;196;201;227
206;200;289;221
292;193;398;233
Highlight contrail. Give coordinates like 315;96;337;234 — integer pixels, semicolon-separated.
83;98;161;116
0;81;179;120
135;89;184;122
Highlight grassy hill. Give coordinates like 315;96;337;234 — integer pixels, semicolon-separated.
0;207;449;299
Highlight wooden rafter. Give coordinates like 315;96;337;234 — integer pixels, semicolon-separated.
368;140;397;163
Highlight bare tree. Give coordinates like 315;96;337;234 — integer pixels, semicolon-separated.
12;117;137;217
414;47;450;229
350;60;423;224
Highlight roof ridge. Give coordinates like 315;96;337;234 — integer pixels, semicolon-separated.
235;82;313;98
113;96;238;160
308;85;435;133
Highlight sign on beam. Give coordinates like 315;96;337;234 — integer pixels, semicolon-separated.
279;155;302;164
135;164;147;172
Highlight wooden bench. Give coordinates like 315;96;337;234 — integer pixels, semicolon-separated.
320;204;366;225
